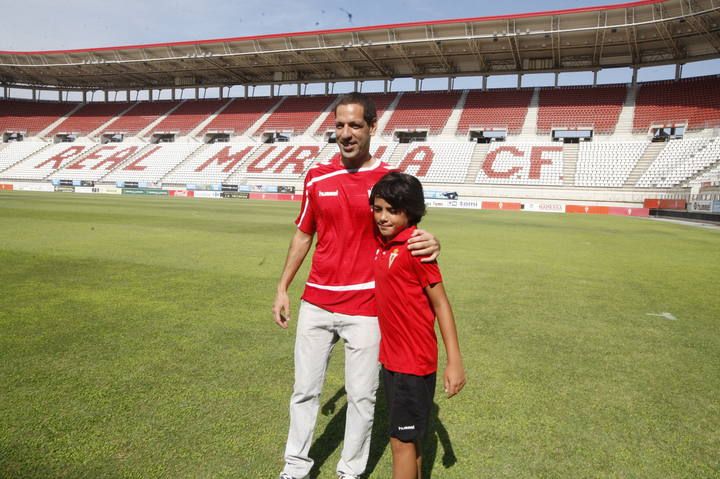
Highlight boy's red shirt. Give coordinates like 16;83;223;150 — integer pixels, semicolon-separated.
373;225;443;376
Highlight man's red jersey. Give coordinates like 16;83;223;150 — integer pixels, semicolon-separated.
295;157;392;316
374;226;443;376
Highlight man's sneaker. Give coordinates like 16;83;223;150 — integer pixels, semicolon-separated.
338;474;360;479
279;473;296;479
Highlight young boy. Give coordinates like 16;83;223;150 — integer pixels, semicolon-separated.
370;172;466;479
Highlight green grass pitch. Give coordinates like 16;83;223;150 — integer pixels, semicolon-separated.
1;191;718;478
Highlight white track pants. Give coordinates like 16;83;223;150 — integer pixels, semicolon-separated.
282;301;380;478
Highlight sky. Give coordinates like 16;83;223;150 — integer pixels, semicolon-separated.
1;0;719;97
4;0;625;51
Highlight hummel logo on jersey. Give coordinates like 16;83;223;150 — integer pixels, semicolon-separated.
398;425;415;431
319;190;339;197
389;248;400;268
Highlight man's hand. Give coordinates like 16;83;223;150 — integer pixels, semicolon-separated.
272;229;313;330
444;361;466;398
273;290;291;329
407;228;440;262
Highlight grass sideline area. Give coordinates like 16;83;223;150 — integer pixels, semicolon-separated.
1;191;718;478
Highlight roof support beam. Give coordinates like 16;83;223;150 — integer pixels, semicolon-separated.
465;23;488;72
507;20;522;71
318;35;355;78
356;47;391;77
552;16;562;69
426;25;453;72
593;12;608;66
388;29;418;75
626;8;641;64
202;56;251;84
684;9;720;53
652;3;684;59
286;38;328;78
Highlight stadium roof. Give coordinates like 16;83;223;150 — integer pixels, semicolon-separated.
0;0;719;91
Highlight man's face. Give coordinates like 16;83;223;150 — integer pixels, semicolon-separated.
335;103;376;167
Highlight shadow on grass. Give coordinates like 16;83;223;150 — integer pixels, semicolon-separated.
309;384;457;478
308;387;349;479
421;403;458;478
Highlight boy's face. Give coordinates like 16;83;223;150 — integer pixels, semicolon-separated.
372;197;409;239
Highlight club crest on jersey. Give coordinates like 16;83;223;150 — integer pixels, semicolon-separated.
388;248;400;268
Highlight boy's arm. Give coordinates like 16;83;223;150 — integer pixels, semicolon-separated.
425;282;466;398
272;228;314;329
407;229;440;262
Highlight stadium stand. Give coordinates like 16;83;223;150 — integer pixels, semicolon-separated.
0;141;94;180
0;99;77;136
48;140;148;182
225;143;332;182
48;102;133;137
637;137;720;187
537;85;627;134
395;142;475;183
101;101;180;136
475;142;564;185
1;76;720;198
101;143;203;184
255;96;335;136
633;76;720;133
163;143;261;185
457;89;532;136
151;99;229;136
0;141;47;173
201;98;279;136
576;142;649;187
690;161;720;187
366;142;400;166
383;91;461;135
220;141;401;184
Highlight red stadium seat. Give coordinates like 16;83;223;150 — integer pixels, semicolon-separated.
633;76;720;132
383;91;461;135
458;89;533;135
537;85;626;134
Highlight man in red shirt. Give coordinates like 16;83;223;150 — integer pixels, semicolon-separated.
272;93;439;479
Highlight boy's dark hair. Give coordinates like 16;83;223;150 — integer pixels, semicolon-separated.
335;92;377;126
370;172;426;226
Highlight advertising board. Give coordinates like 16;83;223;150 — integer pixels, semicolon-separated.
221;191;250;199
523;203;565;213
688;200;713;212
96;186;122;195
122;188;168;196
193;191;222;199
482;201;522;210
566;205;610;215
13;182;54;192
608;207;650;217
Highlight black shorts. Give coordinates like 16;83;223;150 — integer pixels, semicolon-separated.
382;366;436;443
